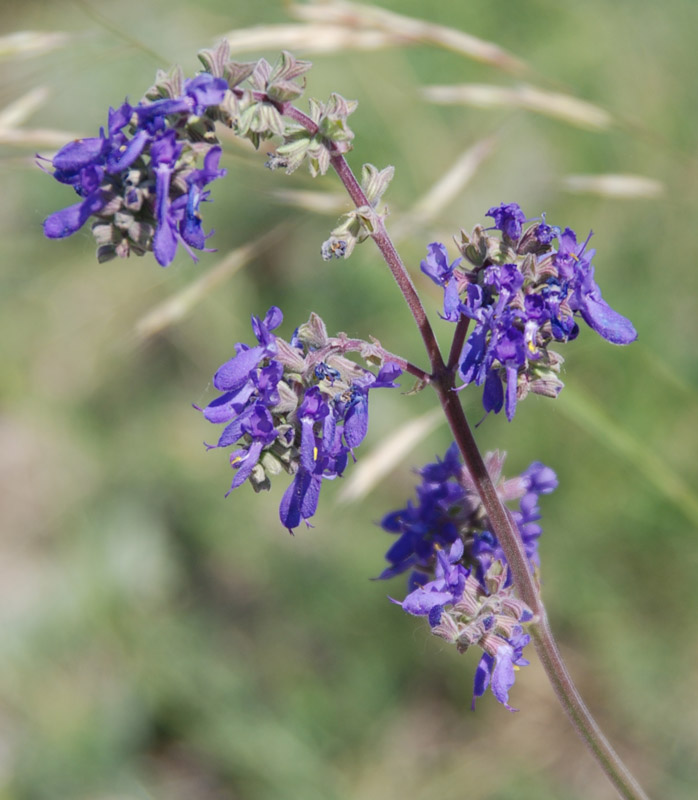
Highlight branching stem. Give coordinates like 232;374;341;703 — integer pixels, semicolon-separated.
264;91;651;800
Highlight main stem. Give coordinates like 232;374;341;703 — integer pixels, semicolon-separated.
325;154;649;800
267;93;649;799
437;385;649;800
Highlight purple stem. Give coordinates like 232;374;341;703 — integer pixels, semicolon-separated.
447;313;471;371
328;151;650;800
253;88;650;800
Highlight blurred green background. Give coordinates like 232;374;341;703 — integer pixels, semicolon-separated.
1;0;697;798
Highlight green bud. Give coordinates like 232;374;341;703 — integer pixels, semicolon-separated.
260;450;284;477
457;225;488;266
274;340;306;373
143;64;185;103
295;312;329;349
266;51;312;103
197;40;256;88
304;138;331;177
486;235;516;265
250;463;271;493
360;163;394;207
271;381;300;415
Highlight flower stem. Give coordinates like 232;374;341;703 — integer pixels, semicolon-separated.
330;167;650;800
436;383;650;800
249;93;444;372
272;94;651;800
447;313;471;371
328;152;444;373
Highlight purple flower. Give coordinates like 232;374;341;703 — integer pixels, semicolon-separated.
227;405;278;491
420;243;462;321
472;627;531;712
279;468;323;531
486;202;526;241
212;307;281;394
569;260;637;344
383;447;538;712
43;190;109;240
41;71;228;266
422;207;637;419
379;445;556;588
200;308;400;532
183;73;229;115
179;147;227;251
522;461;558;495
398;539;468;617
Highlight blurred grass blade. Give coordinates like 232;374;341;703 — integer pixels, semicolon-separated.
0;30;70;59
562;173;664;198
337;407;443;504
270;189;349;214
391;135;496;241
0;87;48;129
223;22;402;53
422;83;612;131
135;224;287;340
0;128;82;149
562;385;698;529
640;347;698;398
290;0;526;73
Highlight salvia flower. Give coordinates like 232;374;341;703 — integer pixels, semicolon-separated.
199;308;401;531
421;203;638;419
398;554;534;712
379;444;556;587
381;446;555;709
41;70;229;266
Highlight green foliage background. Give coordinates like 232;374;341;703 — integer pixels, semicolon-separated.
1;0;697;797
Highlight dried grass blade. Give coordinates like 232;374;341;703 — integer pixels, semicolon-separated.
0;87;49;129
223;22;402;54
135;224;288;340
337;407;443;504
290;0;526;74
0;31;70;59
562;173;664;198
422;83;612;131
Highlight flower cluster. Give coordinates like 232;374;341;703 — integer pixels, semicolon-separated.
421;202;638;419
199;307;401;531
426;553;534;712
41;43;366;267
380;444;556;709
41;71;229;266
